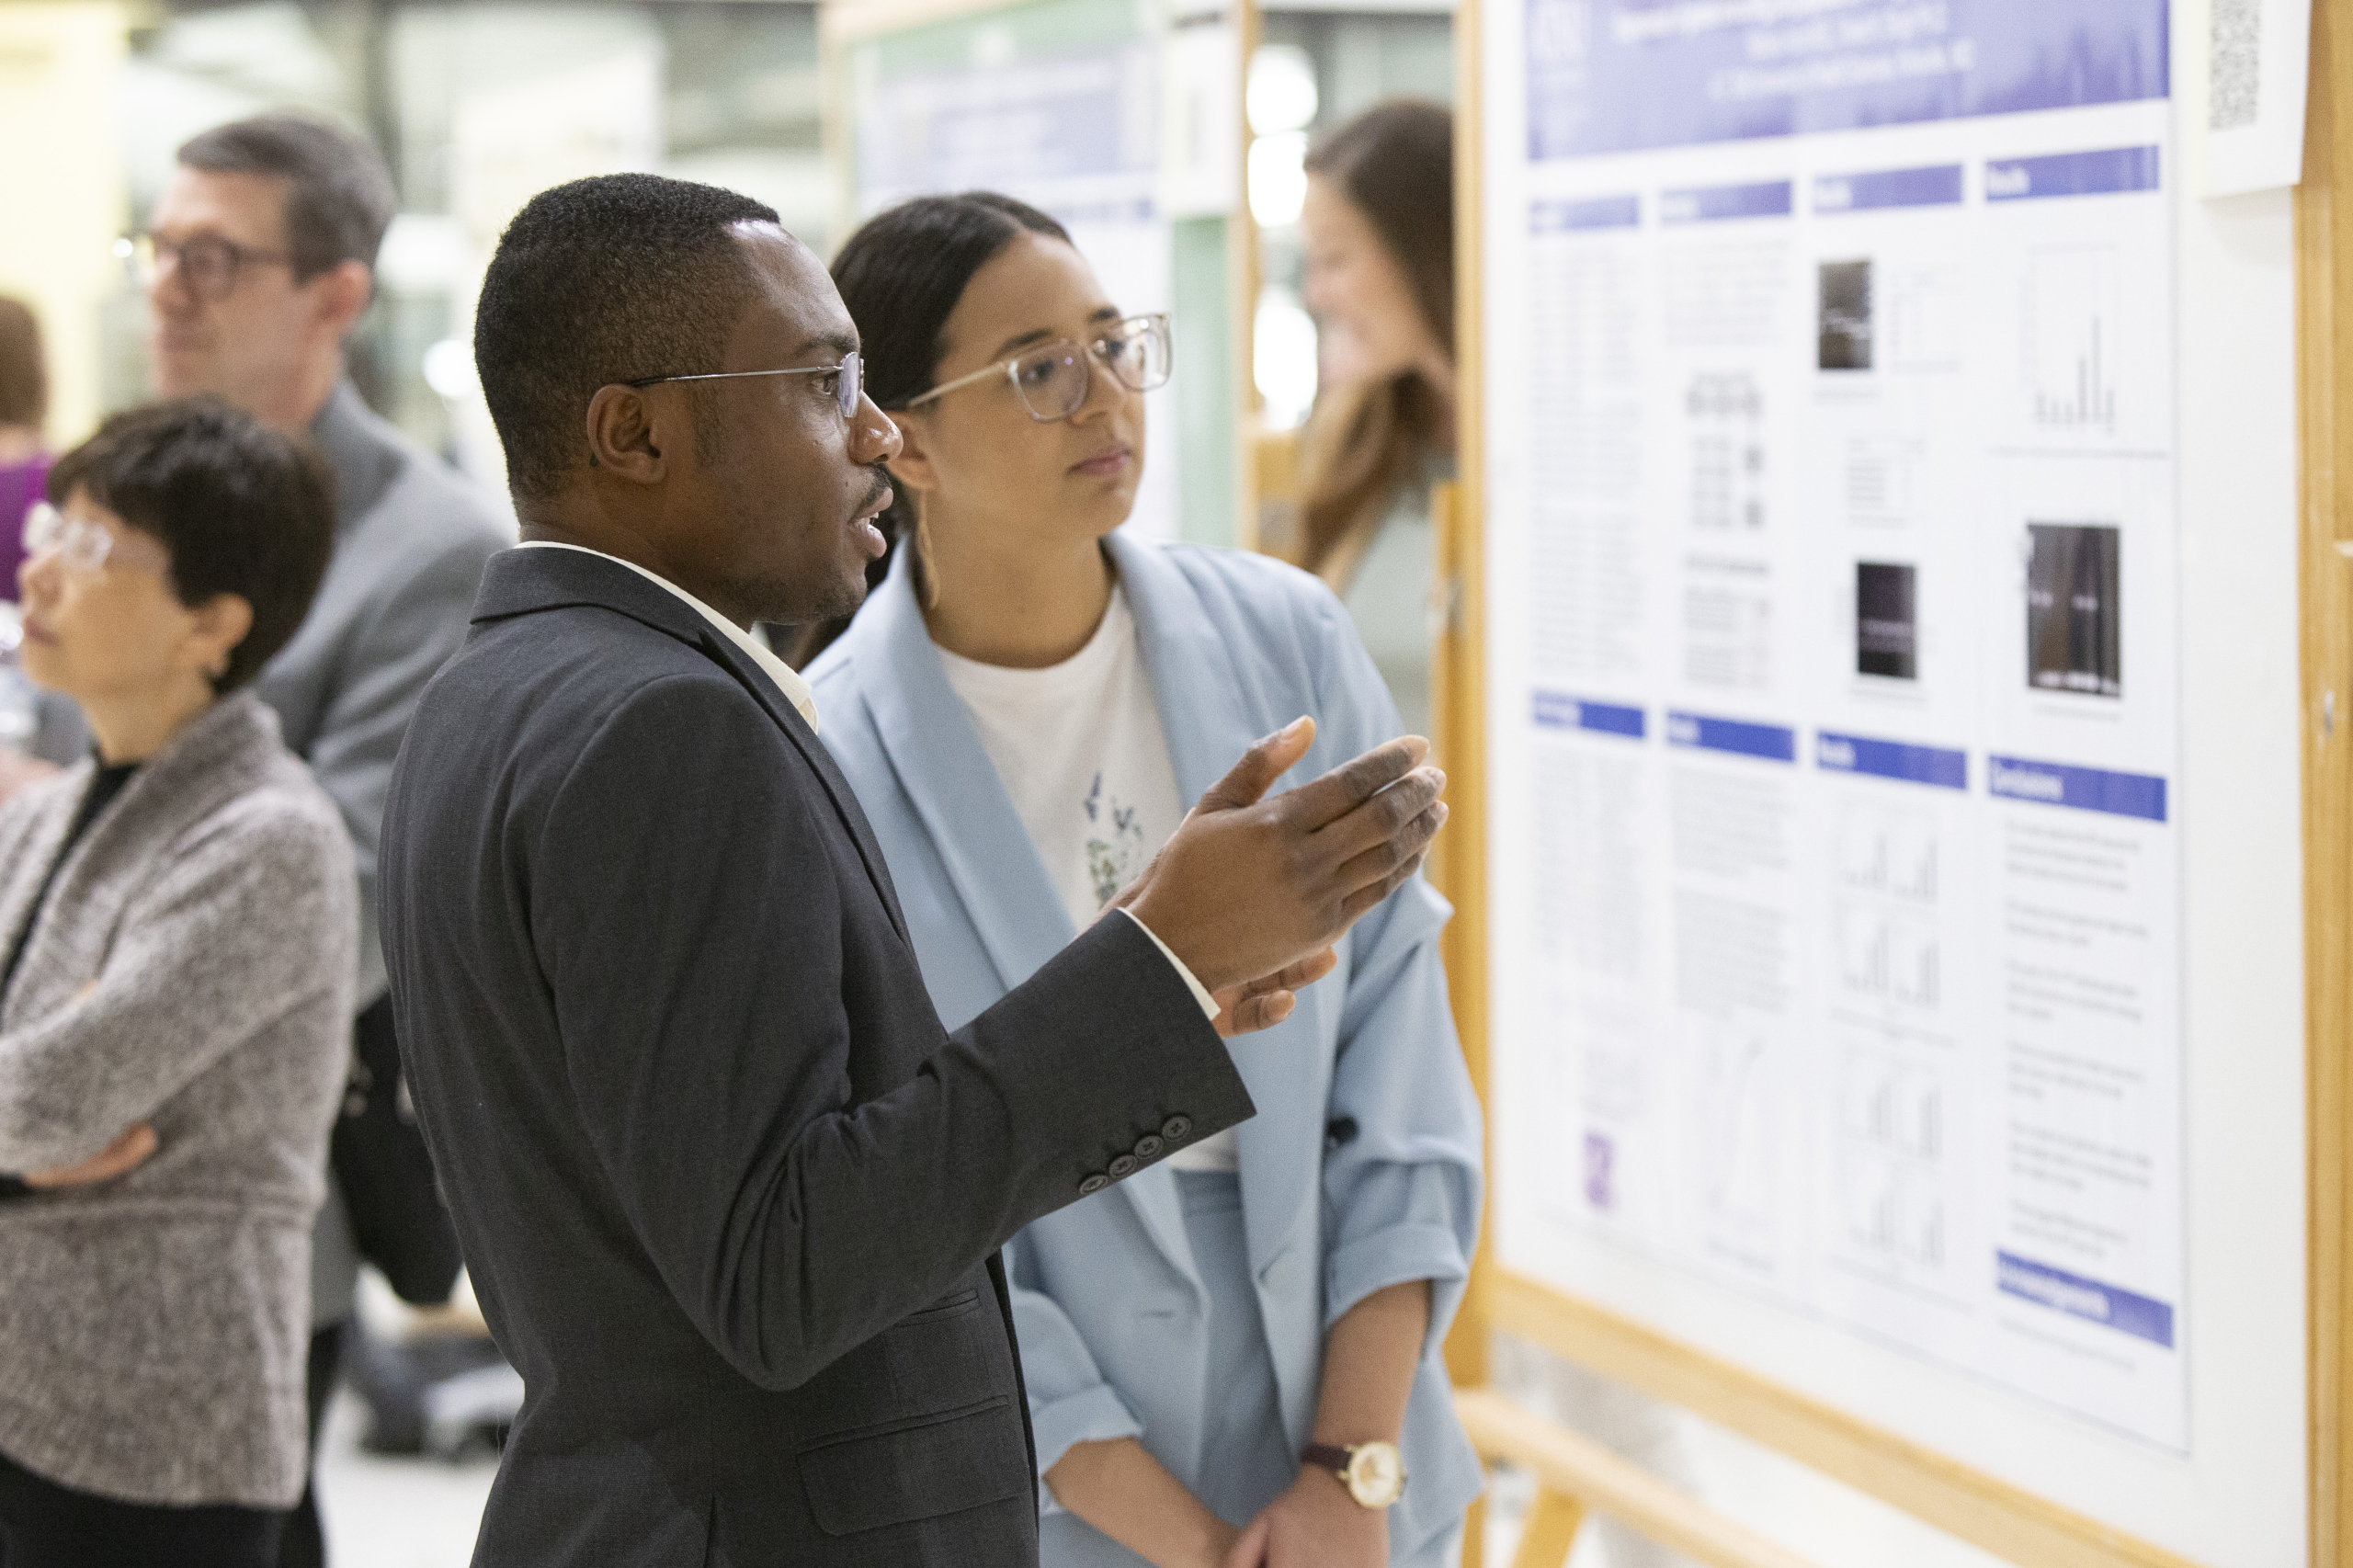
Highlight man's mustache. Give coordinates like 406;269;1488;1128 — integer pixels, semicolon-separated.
857;466;893;519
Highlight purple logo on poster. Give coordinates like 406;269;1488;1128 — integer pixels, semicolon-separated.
1528;0;2170;161
1584;1131;1617;1210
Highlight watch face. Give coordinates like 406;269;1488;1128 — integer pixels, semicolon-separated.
1345;1442;1406;1507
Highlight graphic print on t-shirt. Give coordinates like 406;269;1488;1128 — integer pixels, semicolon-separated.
936;580;1240;1172
1085;771;1152;909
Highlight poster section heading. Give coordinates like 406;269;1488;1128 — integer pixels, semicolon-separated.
1529;146;2162;232
1528;700;2172;812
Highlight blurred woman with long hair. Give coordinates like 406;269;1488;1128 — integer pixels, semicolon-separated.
1293;100;1456;739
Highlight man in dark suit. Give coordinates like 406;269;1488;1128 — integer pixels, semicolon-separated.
379;173;1448;1566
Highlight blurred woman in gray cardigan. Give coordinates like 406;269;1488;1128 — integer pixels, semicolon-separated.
0;398;354;1567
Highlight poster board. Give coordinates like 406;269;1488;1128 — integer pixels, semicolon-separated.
824;0;1253;545
1461;1;2317;1564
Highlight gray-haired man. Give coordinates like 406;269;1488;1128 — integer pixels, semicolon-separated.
142;113;507;1564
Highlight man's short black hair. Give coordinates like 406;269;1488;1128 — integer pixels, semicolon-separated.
473;174;782;500
49;397;335;694
177;113;397;282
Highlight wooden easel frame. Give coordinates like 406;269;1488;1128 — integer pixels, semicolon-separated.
2300;5;2353;1563
1436;4;2351;1565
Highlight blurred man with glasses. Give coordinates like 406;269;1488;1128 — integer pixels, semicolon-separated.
139;112;507;1568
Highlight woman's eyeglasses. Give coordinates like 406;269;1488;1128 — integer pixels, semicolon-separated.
622;350;866;421
904;314;1172;423
22;502;123;575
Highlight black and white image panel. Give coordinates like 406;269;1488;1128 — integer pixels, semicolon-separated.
1818;258;1872;371
2026;523;2122;698
1856;561;1918;680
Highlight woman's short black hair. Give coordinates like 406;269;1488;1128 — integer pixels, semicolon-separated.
474;174;782;500
48;397;335;693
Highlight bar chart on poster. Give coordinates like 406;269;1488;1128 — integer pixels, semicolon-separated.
1472;1;2302;1562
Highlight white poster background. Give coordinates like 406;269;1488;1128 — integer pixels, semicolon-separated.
1483;0;2237;1551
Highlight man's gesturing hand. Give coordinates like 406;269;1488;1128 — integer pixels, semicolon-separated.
1122;717;1446;998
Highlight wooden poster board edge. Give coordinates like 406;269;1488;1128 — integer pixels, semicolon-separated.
1440;6;2331;1567
2301;6;2353;1566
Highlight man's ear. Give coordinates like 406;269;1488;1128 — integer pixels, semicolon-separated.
584;385;668;485
187;593;254;684
314;260;375;341
884;412;938;495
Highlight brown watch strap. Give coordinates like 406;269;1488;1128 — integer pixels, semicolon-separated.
1302;1442;1354;1474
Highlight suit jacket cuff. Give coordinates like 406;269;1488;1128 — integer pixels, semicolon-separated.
1118;908;1221;1022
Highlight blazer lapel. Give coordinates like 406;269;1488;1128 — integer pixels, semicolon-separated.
474;548;910;940
847;547;1211;1283
1110;533;1334;1274
847;547;1075;996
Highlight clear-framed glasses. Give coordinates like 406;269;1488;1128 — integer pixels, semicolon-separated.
116;232;296;301
623;350;865;421
904;313;1172;423
23;501;126;575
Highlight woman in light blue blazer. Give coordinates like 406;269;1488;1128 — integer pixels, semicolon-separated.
805;194;1483;1568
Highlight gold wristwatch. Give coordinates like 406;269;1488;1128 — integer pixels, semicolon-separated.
1301;1439;1407;1508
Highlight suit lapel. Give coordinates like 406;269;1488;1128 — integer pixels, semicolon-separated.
697;625;912;945
1110;534;1334;1273
848;547;1219;1281
474;547;911;941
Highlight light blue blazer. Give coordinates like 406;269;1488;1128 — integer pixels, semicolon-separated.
806;532;1486;1557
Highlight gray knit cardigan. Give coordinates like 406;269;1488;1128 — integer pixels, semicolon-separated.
0;692;356;1508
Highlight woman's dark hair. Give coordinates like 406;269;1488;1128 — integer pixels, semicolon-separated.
1296;99;1455;578
48;397;336;693
0;298;47;431
786;191;1072;666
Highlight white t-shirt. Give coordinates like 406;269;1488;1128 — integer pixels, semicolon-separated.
938;583;1240;1173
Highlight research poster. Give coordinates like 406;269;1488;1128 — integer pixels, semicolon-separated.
1483;0;2185;1448
849;11;1180;537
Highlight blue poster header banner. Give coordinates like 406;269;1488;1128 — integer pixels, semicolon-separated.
1526;0;2170;161
1984;144;2163;200
1816;732;1967;790
1997;1252;2175;1348
1662;178;1793;222
1987;755;2167;821
1667;710;1796;762
1534;691;1648;738
1814;162;1963;213
1532;194;1644;232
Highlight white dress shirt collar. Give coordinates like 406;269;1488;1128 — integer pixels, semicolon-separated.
516;540;819;734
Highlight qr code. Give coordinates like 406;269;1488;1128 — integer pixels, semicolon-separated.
2211;0;2260;131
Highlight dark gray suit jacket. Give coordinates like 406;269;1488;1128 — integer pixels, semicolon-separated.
381;547;1255;1566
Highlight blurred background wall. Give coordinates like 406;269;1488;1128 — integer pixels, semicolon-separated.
0;0;1449;493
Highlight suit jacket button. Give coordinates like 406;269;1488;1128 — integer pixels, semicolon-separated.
1132;1134;1165;1160
1161;1115;1192;1142
1108;1153;1139;1178
1078;1173;1110;1196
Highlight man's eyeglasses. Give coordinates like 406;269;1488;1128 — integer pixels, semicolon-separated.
623;350;866;421
118;233;296;302
23;501;131;575
903;314;1172;423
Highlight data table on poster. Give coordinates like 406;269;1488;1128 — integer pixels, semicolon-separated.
1483;0;2184;1451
